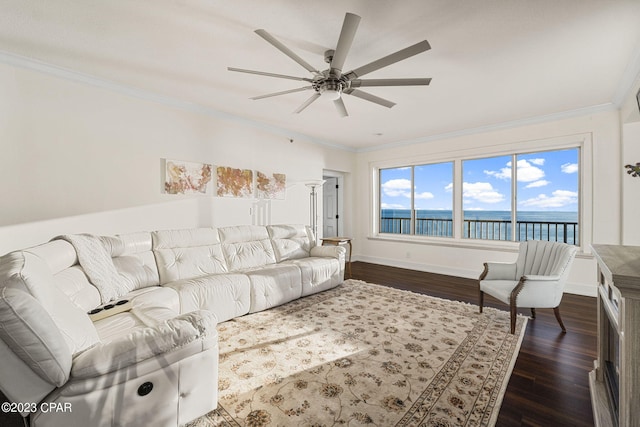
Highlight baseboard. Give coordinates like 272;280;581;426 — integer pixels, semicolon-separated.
352;255;597;297
354;255;480;279
564;282;597;297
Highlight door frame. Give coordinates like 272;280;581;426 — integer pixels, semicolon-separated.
322;170;345;238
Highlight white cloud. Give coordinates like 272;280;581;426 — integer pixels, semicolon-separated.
444;183;453;192
381;178;411;198
381;179;433;201
519;190;578;208
484;167;510;180
484;159;545;183
463;182;505;204
561;163;578;174
414;191;434;200
516;159;545;182
525;180;550;188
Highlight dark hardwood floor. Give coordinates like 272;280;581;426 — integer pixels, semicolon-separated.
351;261;597;427
1;261;597;427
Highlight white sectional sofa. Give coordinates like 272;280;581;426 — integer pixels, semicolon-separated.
0;224;346;427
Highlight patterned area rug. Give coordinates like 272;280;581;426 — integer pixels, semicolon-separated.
189;279;527;427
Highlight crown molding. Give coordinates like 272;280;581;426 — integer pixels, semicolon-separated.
356;103;617;153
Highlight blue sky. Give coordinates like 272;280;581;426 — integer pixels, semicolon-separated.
380;148;579;212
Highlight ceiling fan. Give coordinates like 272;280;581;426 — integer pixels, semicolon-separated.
228;12;432;117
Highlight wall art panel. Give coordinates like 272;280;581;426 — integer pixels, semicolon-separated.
164;159;212;194
216;166;253;198
256;171;286;199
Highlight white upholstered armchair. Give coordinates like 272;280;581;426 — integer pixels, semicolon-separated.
478;240;577;334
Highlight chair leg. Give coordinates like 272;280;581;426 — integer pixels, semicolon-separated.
530;308;536;319
510;304;517;334
553;306;567;333
479;290;484;313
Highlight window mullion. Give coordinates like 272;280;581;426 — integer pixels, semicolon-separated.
511;154;517;241
454;159;462;239
410;166;415;235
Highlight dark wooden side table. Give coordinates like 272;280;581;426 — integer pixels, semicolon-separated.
321;237;352;278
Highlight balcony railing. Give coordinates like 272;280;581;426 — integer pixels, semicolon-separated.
380;216;579;245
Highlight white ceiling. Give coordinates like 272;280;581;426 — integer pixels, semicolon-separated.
2;0;640;151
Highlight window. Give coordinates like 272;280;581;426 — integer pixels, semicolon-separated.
516;149;579;244
463;155;512;241
380;167;412;234
377;147;580;245
379;162;453;237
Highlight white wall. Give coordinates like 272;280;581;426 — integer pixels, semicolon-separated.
622;121;640;245
0;62;355;254
619;75;640;245
353;111;623;296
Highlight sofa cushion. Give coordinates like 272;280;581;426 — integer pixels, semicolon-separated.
267;224;312;262
91;287;181;342
0;250;100;355
218;225;276;271
163;273;251;323
287;257;343;297
104;232;160;290
152;228;227;283
245;263;302;313
0;287;71;386
71;310;218;378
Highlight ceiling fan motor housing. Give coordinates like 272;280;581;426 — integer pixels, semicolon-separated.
315;77;344;99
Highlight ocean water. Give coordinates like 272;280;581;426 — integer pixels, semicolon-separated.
380;209;579;244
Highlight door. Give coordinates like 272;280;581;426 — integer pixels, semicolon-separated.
323;177;338;237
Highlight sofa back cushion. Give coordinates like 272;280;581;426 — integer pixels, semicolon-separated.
218;225;276;271
267;224;313;262
104;232;160;289
0;243;100;355
152;228;227;284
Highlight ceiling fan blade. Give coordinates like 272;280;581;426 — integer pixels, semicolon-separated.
351;77;431;87
345;40;431;79
254;29;321;75
228;67;313;82
333;97;349;117
330;13;361;77
344;88;396;108
293;92;321;114
251;86;313;100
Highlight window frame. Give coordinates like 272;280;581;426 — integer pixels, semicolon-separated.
379;162;454;237
370;134;591;251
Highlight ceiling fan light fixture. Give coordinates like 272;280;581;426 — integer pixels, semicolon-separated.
320;87;342;100
319;81;343;100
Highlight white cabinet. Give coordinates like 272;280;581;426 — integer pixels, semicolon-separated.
590;245;640;427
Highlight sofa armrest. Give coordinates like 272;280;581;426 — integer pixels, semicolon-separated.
71;310;217;379
479;262;517;281
310;245;346;259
